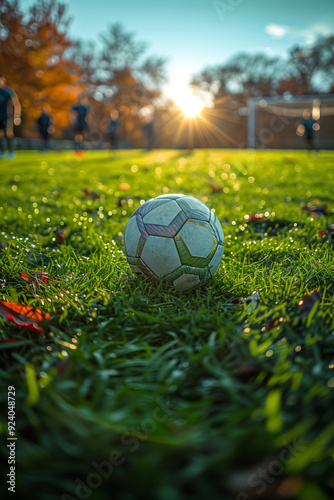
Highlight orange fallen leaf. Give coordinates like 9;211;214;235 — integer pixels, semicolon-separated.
0;301;51;334
21;271;53;284
118;183;131;191
245;213;265;221
82;188;100;200
318;225;334;237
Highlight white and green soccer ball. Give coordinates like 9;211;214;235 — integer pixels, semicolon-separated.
124;194;224;293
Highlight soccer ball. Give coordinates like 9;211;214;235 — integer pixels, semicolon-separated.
124;193;224;292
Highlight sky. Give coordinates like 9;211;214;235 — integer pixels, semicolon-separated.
21;0;334;102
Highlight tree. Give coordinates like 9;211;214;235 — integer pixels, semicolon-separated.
97;24;166;109
0;0;81;134
288;36;334;94
191;36;334;105
90;23;167;145
191;53;283;106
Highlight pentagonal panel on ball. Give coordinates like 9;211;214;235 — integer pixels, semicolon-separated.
143;200;182;226
124;216;142;257
141;236;181;278
178;221;216;258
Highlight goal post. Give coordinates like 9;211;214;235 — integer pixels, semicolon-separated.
247;94;334;149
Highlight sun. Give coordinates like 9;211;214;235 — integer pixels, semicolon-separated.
172;88;204;118
179;93;204;117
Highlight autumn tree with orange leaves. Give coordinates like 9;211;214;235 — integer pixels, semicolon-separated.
0;0;81;136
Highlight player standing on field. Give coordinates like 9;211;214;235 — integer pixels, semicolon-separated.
70;94;91;150
298;109;320;151
36;106;53;151
0;73;21;159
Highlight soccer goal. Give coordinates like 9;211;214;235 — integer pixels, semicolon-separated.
247;94;334;149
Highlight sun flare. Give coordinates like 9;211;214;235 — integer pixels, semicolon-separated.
173;89;204;118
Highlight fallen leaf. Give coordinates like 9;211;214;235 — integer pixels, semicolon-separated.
244;213;265;221
297;289;322;318
301;203;328;218
208;183;222;192
115;197;127;207
74;151;85;157
265;316;283;332
118;182;131;191
21;271;53;284
266;289;322;331
0;338;16;345
0;301;51;334
57;229;66;243
318;224;334;237
82;188;100;200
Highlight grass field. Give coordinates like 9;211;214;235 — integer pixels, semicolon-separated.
0;149;334;500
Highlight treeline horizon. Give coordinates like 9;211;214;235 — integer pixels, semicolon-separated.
1;0;333;147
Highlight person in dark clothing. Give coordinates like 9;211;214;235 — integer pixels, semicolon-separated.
70;95;91;150
36;106;53;150
107;109;120;151
143;117;155;151
298;109;320;150
0;73;21;159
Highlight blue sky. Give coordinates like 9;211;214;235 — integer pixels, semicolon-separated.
21;0;334;99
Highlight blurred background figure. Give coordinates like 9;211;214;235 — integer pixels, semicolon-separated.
107;109;120;153
142;111;156;151
70;94;91;150
0;73;21;159
36;105;53;151
297;109;320;151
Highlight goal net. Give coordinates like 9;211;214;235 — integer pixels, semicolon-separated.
247;94;334;149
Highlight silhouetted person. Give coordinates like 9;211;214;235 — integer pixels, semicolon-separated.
70;95;91;150
299;109;319;150
0;73;21;159
143;117;155;150
107;109;120;151
36;106;53;150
